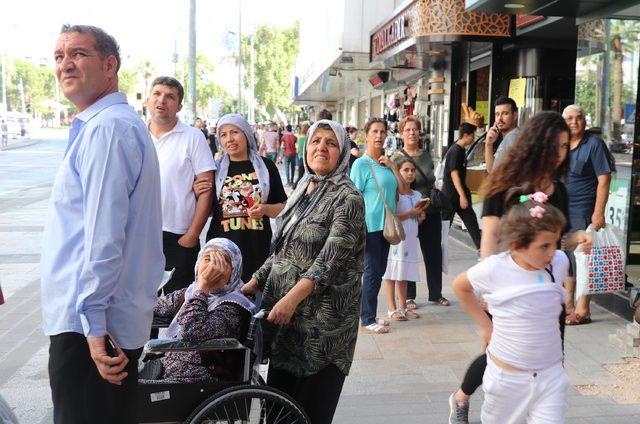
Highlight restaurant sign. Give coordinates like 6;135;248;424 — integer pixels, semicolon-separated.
372;15;410;59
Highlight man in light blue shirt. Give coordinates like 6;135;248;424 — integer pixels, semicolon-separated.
41;24;163;424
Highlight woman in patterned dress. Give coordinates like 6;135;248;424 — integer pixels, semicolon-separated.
242;120;366;424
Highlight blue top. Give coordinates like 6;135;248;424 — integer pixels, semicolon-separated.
350;154;397;233
41;92;164;350
566;131;612;219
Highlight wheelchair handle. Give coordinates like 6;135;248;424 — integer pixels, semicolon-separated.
252;309;270;320
245;309;270;348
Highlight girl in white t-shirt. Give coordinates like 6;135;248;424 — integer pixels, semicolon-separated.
382;158;427;321
453;192;578;424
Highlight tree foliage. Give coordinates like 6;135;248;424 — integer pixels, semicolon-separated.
178;54;232;117
4;59;58;112
240;22;299;118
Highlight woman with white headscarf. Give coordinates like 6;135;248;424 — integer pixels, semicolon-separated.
143;238;254;383
201;114;287;283
241;120;366;424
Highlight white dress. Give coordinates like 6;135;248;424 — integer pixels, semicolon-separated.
382;190;421;282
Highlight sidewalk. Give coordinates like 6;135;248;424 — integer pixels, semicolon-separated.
0;137;41;151
333;230;640;423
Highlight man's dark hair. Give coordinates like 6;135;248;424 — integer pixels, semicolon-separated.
286;124;292;132
150;76;185;104
494;96;517;113
346;126;358;134
60;24;121;73
316;109;333;121
459;122;476;138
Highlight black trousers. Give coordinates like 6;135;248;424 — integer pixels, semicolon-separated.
162;231;200;293
442;192;481;250
407;211;443;301
48;332;142;424
268;363;346;424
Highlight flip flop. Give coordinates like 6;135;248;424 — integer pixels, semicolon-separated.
360;323;390;334
565;312;592;325
406;299;418;310
431;297;451;306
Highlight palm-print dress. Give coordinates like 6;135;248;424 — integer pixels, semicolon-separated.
253;183;366;377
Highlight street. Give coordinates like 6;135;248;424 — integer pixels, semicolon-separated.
1;134;640;423
0;130;66;423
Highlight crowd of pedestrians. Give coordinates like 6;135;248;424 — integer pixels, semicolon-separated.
37;23;615;424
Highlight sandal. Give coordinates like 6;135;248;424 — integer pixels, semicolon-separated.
565;312;592;326
431;297;451;306
402;308;420;319
376;317;390;326
406;299;418;310
360;323;390;334
388;310;408;321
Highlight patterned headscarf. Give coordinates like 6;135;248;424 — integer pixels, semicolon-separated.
165;238;255;339
215;114;270;201
272;119;355;246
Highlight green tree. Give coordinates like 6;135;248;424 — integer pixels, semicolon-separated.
240;22;300;118
178;54;232;116
6;59;57;113
118;68;138;97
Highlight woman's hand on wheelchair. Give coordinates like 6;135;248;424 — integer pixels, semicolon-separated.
87;335;129;385
241;279;260;300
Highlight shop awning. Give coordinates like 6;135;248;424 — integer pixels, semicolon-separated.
465;0;640;19
292;52;387;105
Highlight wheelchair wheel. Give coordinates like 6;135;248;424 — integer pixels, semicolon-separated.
186;384;310;424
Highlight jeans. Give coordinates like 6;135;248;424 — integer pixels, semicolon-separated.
284;155;296;184
445;202;482;250
407;211;443;301
266;152;277;163
294;156;305;187
360;231;390;326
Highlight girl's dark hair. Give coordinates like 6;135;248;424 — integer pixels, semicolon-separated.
396;157;415;170
499;185;567;250
482;111;570;197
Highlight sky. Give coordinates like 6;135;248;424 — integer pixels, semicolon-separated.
2;0;302;93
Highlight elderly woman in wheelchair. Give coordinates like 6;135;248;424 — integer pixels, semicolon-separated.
140;238;255;383
136;238;310;423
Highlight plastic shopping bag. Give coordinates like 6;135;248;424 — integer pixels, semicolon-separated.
575;225;625;298
442;220;450;275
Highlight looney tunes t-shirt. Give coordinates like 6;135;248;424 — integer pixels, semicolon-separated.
207;158;287;282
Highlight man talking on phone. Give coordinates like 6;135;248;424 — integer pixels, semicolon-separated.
41;25;163;423
484;96;519;173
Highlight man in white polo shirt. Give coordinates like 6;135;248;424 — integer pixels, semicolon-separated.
147;76;215;292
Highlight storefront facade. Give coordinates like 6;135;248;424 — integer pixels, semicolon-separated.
468;0;640;320
369;0;511;161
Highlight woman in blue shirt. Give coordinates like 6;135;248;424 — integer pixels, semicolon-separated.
350;118;398;334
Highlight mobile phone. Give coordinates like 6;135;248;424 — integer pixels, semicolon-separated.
417;197;430;209
104;335;118;358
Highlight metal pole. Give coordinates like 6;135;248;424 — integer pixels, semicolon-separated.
1;52;6;112
19;78;25;113
189;0;197;120
249;33;254;122
238;0;243;114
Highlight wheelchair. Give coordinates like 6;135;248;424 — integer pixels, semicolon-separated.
137;309;310;424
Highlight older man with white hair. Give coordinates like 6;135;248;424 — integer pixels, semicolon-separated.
562;104;612;326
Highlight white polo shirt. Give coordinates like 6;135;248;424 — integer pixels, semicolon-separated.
151;120;216;234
